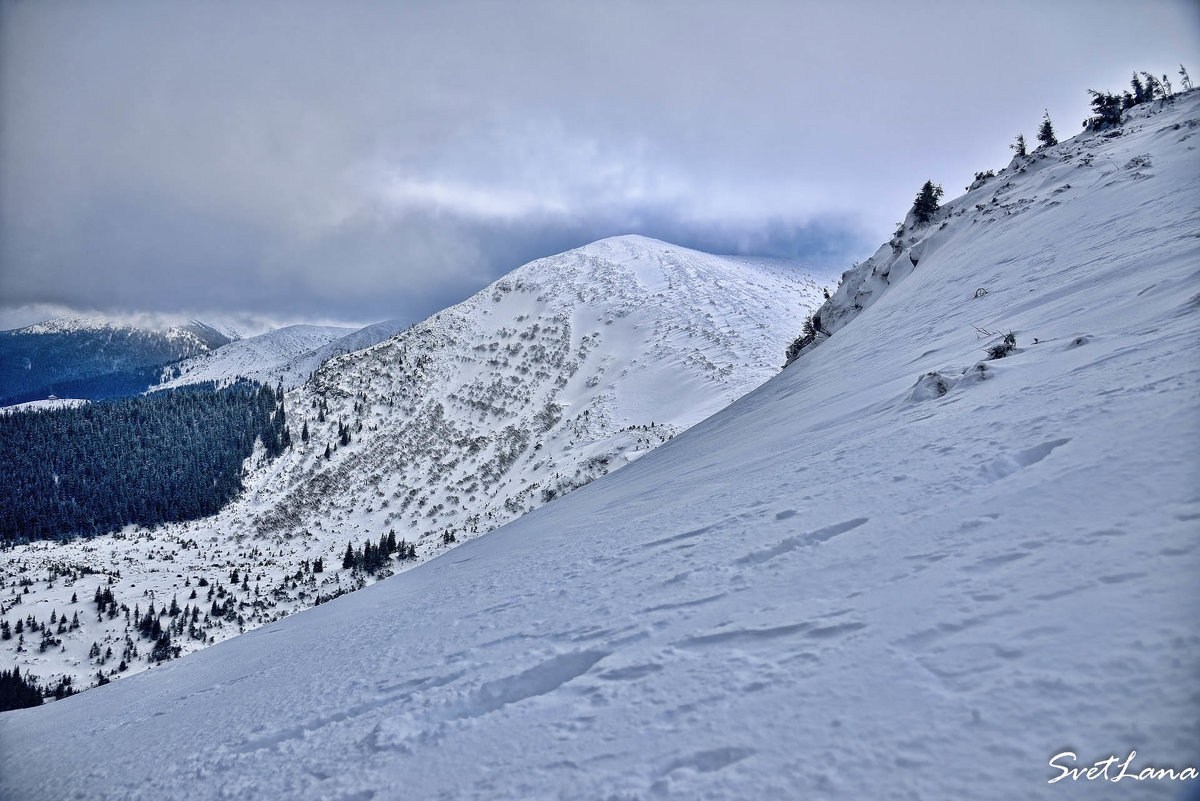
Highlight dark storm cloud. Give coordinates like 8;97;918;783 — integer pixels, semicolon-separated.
2;0;1198;326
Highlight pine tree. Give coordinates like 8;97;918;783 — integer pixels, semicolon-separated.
1011;133;1027;158
0;667;43;711
1140;72;1160;102
1131;72;1146;104
1180;64;1192;92
911;180;944;225
1086;90;1123;129
342;542;355;570
1037;110;1057;147
301;421;309;443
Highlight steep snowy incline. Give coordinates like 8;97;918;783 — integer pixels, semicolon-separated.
154;324;356;390
0;236;829;695
2;94;1198;800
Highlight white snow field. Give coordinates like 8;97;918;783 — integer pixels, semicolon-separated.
154;319;413;392
153;324;355;390
0;398;88;414
2;94;1199;799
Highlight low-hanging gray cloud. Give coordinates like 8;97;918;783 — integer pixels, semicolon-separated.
2;0;1198;326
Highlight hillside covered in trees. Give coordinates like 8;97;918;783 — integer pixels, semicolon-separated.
0;320;231;406
0;383;288;542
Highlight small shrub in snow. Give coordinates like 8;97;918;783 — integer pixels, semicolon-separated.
985;332;1017;360
784;313;822;364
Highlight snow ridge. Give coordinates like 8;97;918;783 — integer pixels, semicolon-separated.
154;324;357;391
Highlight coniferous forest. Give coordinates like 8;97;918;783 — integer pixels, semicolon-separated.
0;382;289;542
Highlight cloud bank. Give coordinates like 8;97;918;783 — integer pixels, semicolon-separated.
2;0;1197;325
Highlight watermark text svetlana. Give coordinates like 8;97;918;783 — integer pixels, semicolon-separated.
1049;751;1198;784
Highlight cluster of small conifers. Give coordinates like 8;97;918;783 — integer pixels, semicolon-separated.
784;66;1193;367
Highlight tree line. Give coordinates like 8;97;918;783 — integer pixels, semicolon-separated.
0;382;289;542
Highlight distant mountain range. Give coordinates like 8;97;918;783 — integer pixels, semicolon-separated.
0;314;411;405
155;319;410;392
0;319;230;406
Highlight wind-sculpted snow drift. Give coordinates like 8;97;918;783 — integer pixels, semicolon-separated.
2;93;1198;800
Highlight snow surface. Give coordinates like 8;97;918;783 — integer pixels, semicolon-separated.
153;324;358;391
0;236;829;697
14;316;230;351
2;94;1198;800
0;398;89;414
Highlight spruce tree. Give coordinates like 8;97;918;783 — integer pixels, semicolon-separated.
1086;90;1123;129
1131;72;1145;104
1180;64;1192;92
1011;133;1027;158
1037;110;1057;147
1140;72;1160;102
911;180;944;225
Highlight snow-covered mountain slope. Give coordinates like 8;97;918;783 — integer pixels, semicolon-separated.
12;316;229;347
0;316;231;405
795;91;1199;361
154;324;356;390
0;397;89;414
0;236;830;697
259;235;827;539
3;93;1197;799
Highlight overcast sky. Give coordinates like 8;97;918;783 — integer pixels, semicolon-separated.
2;0;1198;330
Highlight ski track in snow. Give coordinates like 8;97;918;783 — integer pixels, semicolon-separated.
2;94;1200;800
